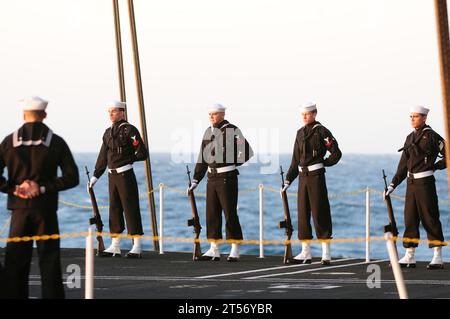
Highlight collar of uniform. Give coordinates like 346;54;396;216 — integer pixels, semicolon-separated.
111;119;127;136
303;121;320;131
112;119;127;127
414;124;429;134
20;122;48;140
13;122;53;148
213;120;229;129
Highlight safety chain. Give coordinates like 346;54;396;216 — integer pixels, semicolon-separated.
0;231;448;247
55;186;450;209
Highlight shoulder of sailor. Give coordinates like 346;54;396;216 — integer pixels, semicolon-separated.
316;125;338;148
425;128;443;141
224;122;237;130
121;123;139;136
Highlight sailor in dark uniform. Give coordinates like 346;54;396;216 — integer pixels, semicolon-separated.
282;102;342;265
90;101;148;258
0;96;79;298
188;104;253;262
384;105;446;269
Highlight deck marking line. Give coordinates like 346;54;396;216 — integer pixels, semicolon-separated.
244;259;389;279
194;258;354;279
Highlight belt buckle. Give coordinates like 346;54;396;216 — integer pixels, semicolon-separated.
301;166;309;173
111;169;118;174
210;168;217;175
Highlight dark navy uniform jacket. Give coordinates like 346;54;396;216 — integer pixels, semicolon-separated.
93;119;148;178
285;121;342;183
391;124;446;188
193;120;253;183
0;122;79;210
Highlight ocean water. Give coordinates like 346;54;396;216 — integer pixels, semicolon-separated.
0;153;449;262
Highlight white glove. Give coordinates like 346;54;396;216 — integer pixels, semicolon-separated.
89;176;98;188
280;183;290;197
187;182;198;195
384;185;394;199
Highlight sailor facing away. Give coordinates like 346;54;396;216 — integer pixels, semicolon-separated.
89;101;148;258
282;101;342;265
188;103;253;262
0;96;79;298
384;106;446;269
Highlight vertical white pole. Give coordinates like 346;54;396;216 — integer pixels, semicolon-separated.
159;183;164;254
259;184;264;258
365;187;371;262
385;232;408;299
85;227;94;299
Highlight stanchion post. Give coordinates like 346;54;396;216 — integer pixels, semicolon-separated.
259;184;264;259
365;187;371;262
385;231;408;299
85;227;94;299
159;183;164;254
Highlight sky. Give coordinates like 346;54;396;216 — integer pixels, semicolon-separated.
0;0;447;155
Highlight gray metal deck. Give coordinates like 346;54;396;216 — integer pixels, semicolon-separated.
2;248;448;299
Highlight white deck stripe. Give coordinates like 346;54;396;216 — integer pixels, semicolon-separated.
28;274;450;286
244;259;389;279
195;258;354;279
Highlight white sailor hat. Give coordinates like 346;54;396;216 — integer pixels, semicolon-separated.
207;103;227;113
20;96;48;111
106;100;126;110
410;105;429;115
300;101;317;113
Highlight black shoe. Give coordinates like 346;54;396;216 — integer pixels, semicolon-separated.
125;252;142;259
98;251;121;258
288;258;312;264
227;257;239;262
197;255;221;261
399;263;416;268
321;260;331;266
427;263;444;270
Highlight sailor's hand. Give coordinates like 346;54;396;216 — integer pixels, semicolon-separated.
280;183;290;196
14;183;30;199
383;185;394;199
89;176;98;188
14;180;40;199
187;182;198;195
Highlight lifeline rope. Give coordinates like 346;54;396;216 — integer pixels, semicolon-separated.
1;185;449;246
55;186;450;209
0;231;448;247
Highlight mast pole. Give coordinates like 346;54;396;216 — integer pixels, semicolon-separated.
127;0;159;251
434;0;450;194
112;0;127;120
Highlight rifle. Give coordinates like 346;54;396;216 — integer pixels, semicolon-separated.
85;166;105;255
186;165;202;261
278;165;293;264
382;169;399;251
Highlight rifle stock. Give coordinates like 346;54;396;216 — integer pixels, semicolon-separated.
85;167;105;255
279;166;293;264
382;170;398;253
186;166;202;260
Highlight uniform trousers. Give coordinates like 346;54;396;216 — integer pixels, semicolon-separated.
206;172;243;240
297;173;333;240
5;208;64;299
108;169;143;235
403;176;445;248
